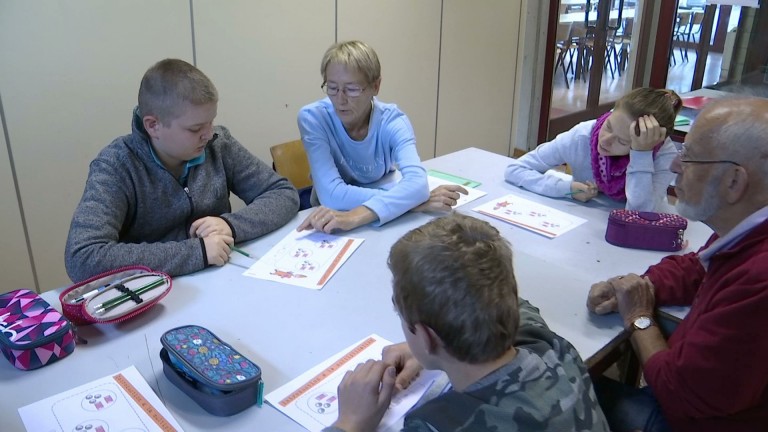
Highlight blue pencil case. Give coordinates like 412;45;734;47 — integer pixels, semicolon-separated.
160;325;263;416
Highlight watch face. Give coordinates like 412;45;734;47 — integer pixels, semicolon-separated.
634;316;652;330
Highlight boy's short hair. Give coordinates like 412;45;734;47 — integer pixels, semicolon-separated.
320;40;381;86
138;59;218;125
389;213;519;364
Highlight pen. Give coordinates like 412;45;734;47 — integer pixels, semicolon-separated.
93;277;167;315
73;283;111;303
72;273;149;303
564;190;586;196
230;245;251;258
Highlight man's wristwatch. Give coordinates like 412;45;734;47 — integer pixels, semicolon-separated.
630;316;654;331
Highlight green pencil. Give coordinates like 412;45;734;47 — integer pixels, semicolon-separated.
94;277;166;315
230;245;251;257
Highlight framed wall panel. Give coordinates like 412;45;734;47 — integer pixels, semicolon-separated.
436;0;522;156
0;1;193;290
193;0;335;163
338;0;442;159
0;109;35;293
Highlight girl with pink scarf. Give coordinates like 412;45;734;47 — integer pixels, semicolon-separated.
505;88;683;212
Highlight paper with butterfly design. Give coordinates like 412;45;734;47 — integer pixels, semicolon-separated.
473;194;587;238
243;229;363;290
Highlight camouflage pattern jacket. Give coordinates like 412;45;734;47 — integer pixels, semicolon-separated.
402;300;609;432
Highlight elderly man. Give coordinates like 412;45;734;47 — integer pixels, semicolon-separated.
587;98;768;432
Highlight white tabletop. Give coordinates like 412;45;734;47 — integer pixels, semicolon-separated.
559;8;635;24
1;147;713;432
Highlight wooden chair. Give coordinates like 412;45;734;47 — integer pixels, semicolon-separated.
270;139;313;210
554;22;573;89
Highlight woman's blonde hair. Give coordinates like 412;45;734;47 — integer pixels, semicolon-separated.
320;40;381;85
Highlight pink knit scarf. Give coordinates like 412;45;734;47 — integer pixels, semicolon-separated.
589;112;664;201
590;112;628;200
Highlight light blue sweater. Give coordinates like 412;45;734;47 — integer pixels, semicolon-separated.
297;97;429;225
504;119;677;212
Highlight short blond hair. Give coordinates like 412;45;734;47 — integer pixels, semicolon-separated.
138;59;218;124
320;40;381;86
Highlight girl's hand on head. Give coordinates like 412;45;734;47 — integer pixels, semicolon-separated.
569;181;598;202
629;115;667;152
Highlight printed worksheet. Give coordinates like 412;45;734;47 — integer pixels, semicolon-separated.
243;229;364;290
18;365;183;432
266;334;441;432
473;194;587;238
427;175;487;208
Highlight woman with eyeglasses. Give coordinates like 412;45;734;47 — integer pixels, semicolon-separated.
296;40;466;233
505;88;683;212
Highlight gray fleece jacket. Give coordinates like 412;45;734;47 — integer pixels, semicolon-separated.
64;109;299;282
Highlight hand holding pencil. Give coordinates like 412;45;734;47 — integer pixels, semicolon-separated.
567;181;598;202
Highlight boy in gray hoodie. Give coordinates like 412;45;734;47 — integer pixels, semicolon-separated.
65;59;298;281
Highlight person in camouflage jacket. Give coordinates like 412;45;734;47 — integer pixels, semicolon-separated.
323;213;609;432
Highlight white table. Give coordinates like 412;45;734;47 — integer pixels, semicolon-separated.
0;147;712;432
559;8;635;24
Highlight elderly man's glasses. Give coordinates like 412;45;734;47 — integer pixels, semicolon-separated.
678;145;741;167
321;83;367;98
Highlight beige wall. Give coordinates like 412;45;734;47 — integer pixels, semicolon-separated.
436;0;521;156
338;0;442;160
0;0;538;293
0;100;35;293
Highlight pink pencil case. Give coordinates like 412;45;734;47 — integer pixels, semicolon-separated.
605;210;688;252
59;266;172;325
0;289;76;370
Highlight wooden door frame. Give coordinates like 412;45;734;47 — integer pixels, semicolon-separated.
648;1;678;89
541;0;662;142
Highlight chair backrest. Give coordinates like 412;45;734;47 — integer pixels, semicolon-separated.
270;139;313;190
676;11;692;29
692;11;705;26
556;22;572;44
623;17;634;37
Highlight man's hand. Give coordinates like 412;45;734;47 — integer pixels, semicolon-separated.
203;234;233;266
613;273;656;328
412;184;468;212
331;360;396;432
587;275;624;314
297;206;376;233
382;342;423;391
569;181;598;202
189;216;232;239
629;114;666;152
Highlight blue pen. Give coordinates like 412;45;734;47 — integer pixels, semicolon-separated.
73;283;113;303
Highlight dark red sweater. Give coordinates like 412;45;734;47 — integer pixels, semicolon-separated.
644;219;768;431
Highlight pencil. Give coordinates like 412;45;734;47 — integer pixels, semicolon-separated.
93;277;166;315
230;245;251;257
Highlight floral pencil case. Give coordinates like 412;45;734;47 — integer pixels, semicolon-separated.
160;324;264;416
59;266;172;325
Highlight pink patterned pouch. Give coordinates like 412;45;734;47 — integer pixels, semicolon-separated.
606;210;688;252
0;289;76;370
